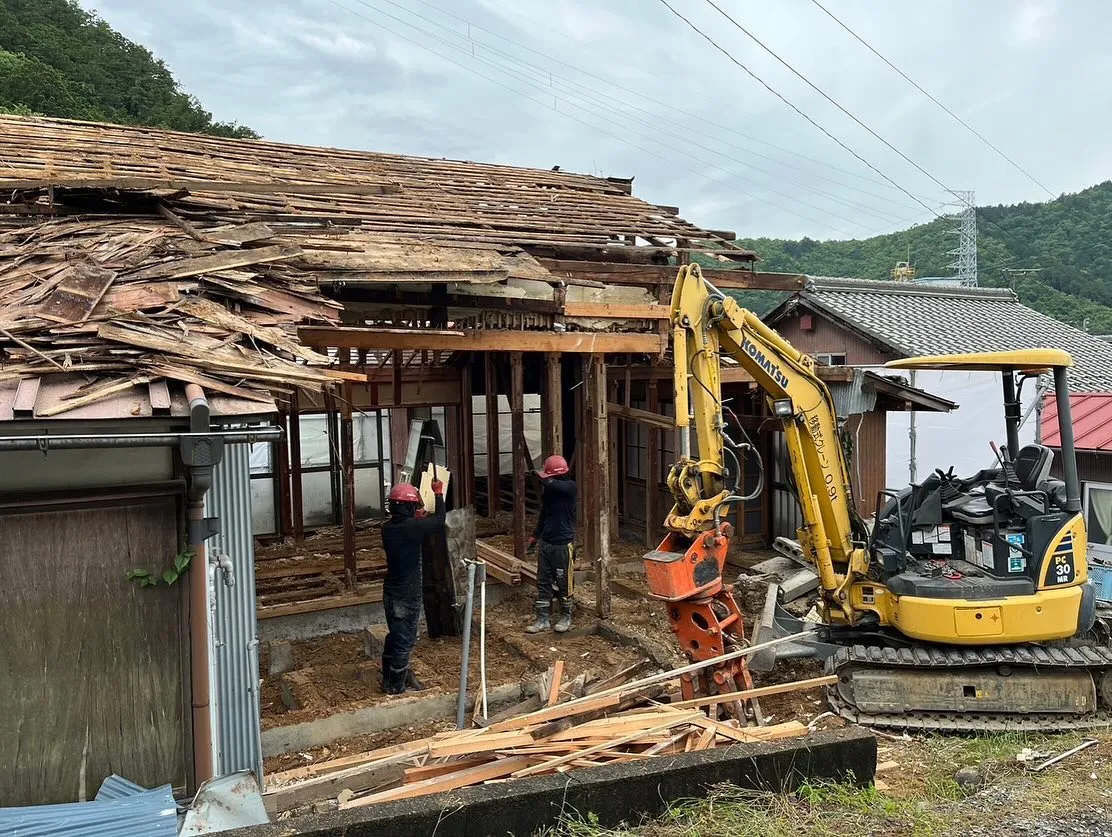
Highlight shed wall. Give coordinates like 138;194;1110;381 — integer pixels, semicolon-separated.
0;496;187;804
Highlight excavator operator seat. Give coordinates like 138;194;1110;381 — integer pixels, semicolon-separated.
1012;444;1053;490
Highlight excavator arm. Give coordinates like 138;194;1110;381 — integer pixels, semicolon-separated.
662;263;868;621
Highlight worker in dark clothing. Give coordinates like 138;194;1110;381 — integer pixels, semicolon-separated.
526;454;577;634
380;479;445;695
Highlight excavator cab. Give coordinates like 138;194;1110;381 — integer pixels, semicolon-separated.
869;350;1093;637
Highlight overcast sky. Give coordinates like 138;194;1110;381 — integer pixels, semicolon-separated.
80;0;1112;241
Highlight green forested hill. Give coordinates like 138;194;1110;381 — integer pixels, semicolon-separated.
724;182;1112;332
0;0;255;137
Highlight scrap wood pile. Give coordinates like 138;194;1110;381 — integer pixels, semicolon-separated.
476;540;538;586
264;645;835;814
0;216;360;409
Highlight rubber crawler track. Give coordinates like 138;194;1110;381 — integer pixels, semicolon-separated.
826;643;1112;732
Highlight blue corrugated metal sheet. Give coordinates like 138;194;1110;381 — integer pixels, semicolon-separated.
0;785;177;836
92;775;148;802
205;436;264;782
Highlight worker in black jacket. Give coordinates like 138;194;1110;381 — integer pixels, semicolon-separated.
380;479;444;694
526;454;577;634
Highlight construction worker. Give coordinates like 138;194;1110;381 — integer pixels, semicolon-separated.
380;478;444;695
526;454;577;634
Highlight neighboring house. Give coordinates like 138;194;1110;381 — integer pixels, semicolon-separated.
764;277;1112;493
1042;393;1112;563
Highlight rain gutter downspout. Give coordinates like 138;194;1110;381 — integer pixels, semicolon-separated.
181;384;224;791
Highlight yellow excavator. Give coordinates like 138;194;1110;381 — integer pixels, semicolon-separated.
645;263;1109;731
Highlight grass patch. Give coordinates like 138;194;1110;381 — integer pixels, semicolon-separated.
549;782;945;837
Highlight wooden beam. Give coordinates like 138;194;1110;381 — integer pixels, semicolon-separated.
460;362;475;508
538;260;801;291
645;381;661;549
340;382;357;591
256;588;383;619
289;389;305;541
510;351;527;561
301;326;664;354
585;355;611;618
607;401;673;431
544;353;563;457
564;302;669;320
275;401;294;538
607;364;856;384
484;352;500;517
665;675;839;710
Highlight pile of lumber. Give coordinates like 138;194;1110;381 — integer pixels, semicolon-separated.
477;540;537;586
0;217;356;406
263;636;833;814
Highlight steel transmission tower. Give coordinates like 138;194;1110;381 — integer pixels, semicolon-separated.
945;190;977;286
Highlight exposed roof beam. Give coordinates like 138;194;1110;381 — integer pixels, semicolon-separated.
538;260;801;291
301;326;665;354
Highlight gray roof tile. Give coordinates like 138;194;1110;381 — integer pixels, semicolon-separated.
772;277;1112;393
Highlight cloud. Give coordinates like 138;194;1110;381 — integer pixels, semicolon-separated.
79;0;1111;242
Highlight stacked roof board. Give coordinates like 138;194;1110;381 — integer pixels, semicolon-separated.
0;115;746;411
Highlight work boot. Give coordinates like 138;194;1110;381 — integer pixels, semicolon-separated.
553;597;574;633
405;668;425;692
382;664;407;695
525;602;551;634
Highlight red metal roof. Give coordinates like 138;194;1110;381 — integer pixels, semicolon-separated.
1042;393;1112;451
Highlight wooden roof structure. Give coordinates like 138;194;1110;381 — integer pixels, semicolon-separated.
0;115;751;259
0;115;804;419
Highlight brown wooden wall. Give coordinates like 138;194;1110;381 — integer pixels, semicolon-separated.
847;410;888;517
0;497;187;804
772;310;891;365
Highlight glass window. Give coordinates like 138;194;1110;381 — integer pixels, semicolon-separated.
251;479;276;535
816;353;848;366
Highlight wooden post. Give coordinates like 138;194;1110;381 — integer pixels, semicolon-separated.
543;352;563;457
340;383;357;590
460;361;475;508
608;377;619;528
511;352;527;560
585;355;611;618
289;389;304;541
391;349;402;406
484;352;500;517
645;379;661;548
275;399;293;538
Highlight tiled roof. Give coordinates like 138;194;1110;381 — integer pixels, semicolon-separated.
768;277;1112;393
1042;393;1112;452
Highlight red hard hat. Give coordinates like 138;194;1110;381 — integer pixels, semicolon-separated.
539;454;569;479
388;483;421;504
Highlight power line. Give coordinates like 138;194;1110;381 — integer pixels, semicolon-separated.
656;0;945;220
698;0;964;205
408;0;943;206
358;0;926;227
320;0;873;236
805;0;1056;199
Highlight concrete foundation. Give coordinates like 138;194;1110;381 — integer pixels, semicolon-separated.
262;682;529;757
258;582;518;643
236;727;876;837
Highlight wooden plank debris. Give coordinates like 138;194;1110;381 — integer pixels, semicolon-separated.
260;635;821;816
38;263;117;324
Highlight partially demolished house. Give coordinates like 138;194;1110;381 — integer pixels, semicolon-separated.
0;116;952;805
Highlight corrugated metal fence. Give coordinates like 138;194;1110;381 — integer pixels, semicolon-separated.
205;440;264;782
770;431;804;539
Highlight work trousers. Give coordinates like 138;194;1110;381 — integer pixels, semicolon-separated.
381;588;421;691
535;541;574;602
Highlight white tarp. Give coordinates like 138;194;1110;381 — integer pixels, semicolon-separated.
875;368;1039;489
471;394;544;476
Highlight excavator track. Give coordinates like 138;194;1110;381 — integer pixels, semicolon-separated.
827;643;1112;732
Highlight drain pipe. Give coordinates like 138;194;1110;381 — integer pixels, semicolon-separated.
181;384;224;790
